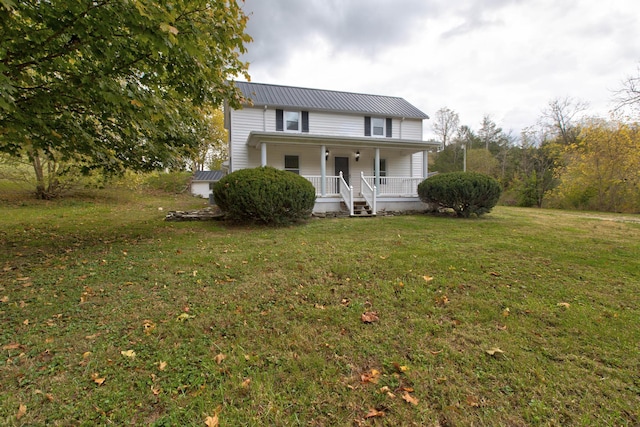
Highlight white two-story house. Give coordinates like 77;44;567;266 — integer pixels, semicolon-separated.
224;81;440;215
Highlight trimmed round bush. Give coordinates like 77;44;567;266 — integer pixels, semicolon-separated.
213;166;316;225
418;172;501;218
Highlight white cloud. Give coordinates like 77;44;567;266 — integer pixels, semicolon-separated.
240;0;640;139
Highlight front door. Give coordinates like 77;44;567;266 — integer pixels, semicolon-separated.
335;157;349;185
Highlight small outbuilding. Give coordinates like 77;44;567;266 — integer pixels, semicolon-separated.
190;170;224;201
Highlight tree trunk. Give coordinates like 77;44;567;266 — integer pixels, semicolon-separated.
30;150;61;199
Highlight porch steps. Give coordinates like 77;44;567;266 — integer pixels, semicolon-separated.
343;201;376;217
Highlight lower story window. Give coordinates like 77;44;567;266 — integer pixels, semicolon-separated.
284;155;300;174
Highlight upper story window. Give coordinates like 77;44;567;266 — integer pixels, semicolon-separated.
364;116;392;138
372;118;385;136
276;109;309;133
285;111;300;131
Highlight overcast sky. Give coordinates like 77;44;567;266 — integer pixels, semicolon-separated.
238;0;640;140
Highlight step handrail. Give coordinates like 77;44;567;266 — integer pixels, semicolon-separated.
339;172;354;216
360;172;376;215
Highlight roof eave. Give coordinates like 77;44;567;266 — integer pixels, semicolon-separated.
246;131;440;150
238;103;428;120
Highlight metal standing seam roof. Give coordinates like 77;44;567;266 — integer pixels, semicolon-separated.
233;81;429;120
192;170;224;182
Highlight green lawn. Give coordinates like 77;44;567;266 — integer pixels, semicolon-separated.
1;190;639;426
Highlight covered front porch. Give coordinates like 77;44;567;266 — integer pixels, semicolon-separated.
246;131;441;216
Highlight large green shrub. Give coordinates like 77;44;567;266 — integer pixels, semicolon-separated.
418;172;501;217
213;167;316;225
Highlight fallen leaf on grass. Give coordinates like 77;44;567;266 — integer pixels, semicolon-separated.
204;414;219;427
422;275;434;282
241;378;251;388
402;391;419;406
16;404;26;420
3;343;21;350
121;349;136;359
485;347;504;356
176;313;195;322
360;369;381;384
1;295;8;303
214;353;226;365
365;408;385;418
466;395;480;407
379;386;396;398
393;362;409;373
361;311;379;323
557;302;571;308
159;361;167;371
434;295;450;306
142;320;156;334
91;373;106;386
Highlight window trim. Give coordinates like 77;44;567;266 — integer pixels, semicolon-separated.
365;116;392;138
371;117;385;137
284;110;301;133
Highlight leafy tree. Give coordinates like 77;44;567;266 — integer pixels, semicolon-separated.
551;118;640;212
466;148;499;177
510;126;559;207
455;125;479;149
182;107;228;171
0;0;250;198
432;107;460;149
432;143;464;173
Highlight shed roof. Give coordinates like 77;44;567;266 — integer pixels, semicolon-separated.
193;170;224;182
234;81;429;120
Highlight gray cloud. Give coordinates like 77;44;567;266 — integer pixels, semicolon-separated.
241;0;437;67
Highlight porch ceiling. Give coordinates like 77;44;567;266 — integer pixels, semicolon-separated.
246;131;440;151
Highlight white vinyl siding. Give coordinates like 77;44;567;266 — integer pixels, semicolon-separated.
228;107;426;174
308;111;365;137
229;107;264;171
398;119;423;140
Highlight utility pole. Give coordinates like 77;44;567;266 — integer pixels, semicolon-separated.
462;144;467;172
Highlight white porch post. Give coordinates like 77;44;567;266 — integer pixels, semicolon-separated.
260;142;267;167
374;148;380;196
320;145;326;196
422;150;429;178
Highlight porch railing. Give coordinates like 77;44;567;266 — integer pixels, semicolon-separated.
305;176;341;196
305;175;434;198
364;176;424;196
339;172;354;216
360;172;376;215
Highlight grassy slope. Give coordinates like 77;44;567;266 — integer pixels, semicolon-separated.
0;190;639;426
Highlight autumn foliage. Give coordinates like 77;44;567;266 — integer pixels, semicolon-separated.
549;119;640;212
418;172;501;217
213;166;316;224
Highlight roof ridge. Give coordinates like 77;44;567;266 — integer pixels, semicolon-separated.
233;80;406;101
